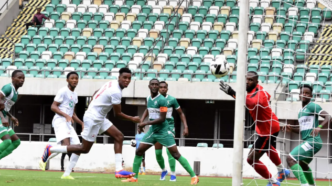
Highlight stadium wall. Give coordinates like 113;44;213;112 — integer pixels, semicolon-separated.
0;142;282;178
0;78;283;100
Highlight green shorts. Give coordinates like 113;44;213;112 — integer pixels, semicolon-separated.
169;125;175;136
141;129;176;148
290;138;322;164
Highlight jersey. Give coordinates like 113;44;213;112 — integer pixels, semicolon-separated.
0;83;18;117
165;94;180;126
135;132;145;149
86;81;122;120
147;94;168;133
246;84;280;136
53;86;78;121
298;102;323;141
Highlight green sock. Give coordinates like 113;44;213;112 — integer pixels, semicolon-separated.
291;164;308;184
0;139;12;159
133;155;143;179
166;149;176;172
0;139;20;159
178;156;196;177
303;167;315;185
155;149;165;170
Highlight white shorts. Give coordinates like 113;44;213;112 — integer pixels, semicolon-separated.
52;118;80;145
81;114;113;142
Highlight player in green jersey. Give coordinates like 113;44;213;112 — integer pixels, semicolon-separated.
122;79;199;185
0;70;25;160
283;85;331;186
141;81;189;181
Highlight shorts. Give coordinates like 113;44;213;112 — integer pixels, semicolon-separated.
290;138;322;164
253;132;279;153
141;129;176;148
52;117;80;145
81;114;113;142
168;125;175;136
0;117;15;139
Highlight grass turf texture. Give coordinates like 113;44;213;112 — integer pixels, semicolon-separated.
0;169;330;186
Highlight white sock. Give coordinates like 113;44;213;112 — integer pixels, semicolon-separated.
46;153;59;163
276;163;284;172
301;184;310;186
50;146;67;153
162;168;167;171
63;154;80;176
115;153;123;172
171;171;176;176
269;178;278;183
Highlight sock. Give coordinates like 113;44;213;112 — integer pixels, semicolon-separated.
276;164;284;173
133;155;143;179
115;153;123;172
291;164;308;184
303;167;315;185
0;139;20;159
268;146;282;169
46;153;60;163
247;159;272;180
139;167;142;173
269;178;278;183
50;146;67;153
166;148;176;173
155;149;165;170
177;156;196;177
0;139;12;159
143;167;145;172
63;153;80;176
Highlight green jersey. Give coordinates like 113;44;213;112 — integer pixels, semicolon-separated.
147;94;168;133
165;94;180;126
0;83;18;116
298;102;323;141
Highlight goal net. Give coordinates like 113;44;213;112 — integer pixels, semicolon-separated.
240;0;332;185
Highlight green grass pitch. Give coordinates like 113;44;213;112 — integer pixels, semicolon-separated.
0;169;330;186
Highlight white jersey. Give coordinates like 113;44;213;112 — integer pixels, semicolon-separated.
85;81;122;120
53;86;78;122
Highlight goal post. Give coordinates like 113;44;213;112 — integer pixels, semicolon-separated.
232;0;249;185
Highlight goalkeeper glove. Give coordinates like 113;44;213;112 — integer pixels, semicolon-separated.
219;81;236;97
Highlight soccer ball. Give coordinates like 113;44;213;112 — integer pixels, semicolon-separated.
210;58;230;78
131;139;136;146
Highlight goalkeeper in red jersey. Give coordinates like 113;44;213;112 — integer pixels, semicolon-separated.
219;71;290;186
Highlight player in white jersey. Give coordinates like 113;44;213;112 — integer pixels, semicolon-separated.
41;68;141;178
39;72;84;180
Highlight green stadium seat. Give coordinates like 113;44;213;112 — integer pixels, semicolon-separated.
159;69;170;79
110;37;121;46
260;56;271;65
320;90;331;101
250;23;261;32
192;38;202;48
295;49;306;62
146;69;157;78
170;54;181;63
263;40;275;49
92;60;104;70
203;38;214;49
122;53;133;62
47;59;58;69
176;62;187;71
284;23;295;32
215;39;226;49
175;46;186;55
267;72;280;84
294;73;305;82
254;7;264;15
226;55;237;64
287;40;298;50
276;40;286;49
82;45;92;53
87;67;98;77
142;5;152;14
163;46;174;56
281;72;292;84
87;52;98;61
98;68;109;78
323;8;332;20
105;60;116;70
258;72;267;83
183;70;193;80
248;56;260;64
184;30;196;40
81;60;92;69
48;44;59;53
248;63;258;72
326;82;332;91
18;51;29;60
173;30;184;39
127;45;138;54
299;40;310;50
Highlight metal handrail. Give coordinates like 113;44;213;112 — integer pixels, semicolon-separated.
0;0;9;15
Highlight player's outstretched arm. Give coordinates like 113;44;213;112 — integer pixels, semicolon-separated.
51;101;73;123
139;111;167;128
311;110;332;136
176;108;189;136
219;81;236;99
141;109;148;122
282;124;299;134
113;104;141;123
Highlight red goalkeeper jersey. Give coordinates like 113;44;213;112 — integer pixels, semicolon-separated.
246;84;280;136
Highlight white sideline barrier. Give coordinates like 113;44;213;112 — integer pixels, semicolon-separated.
0;142;281;178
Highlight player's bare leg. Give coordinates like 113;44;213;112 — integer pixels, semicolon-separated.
154;142;168;180
60;139;80;180
167;145;198;185
103;125;135;178
122;143;152;182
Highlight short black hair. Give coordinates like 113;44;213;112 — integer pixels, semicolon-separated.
247;71;258;76
12;70;23;78
159;81;168;86
149;78;159;84
67;71;78;79
301;84;313;93
119;68;132;75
